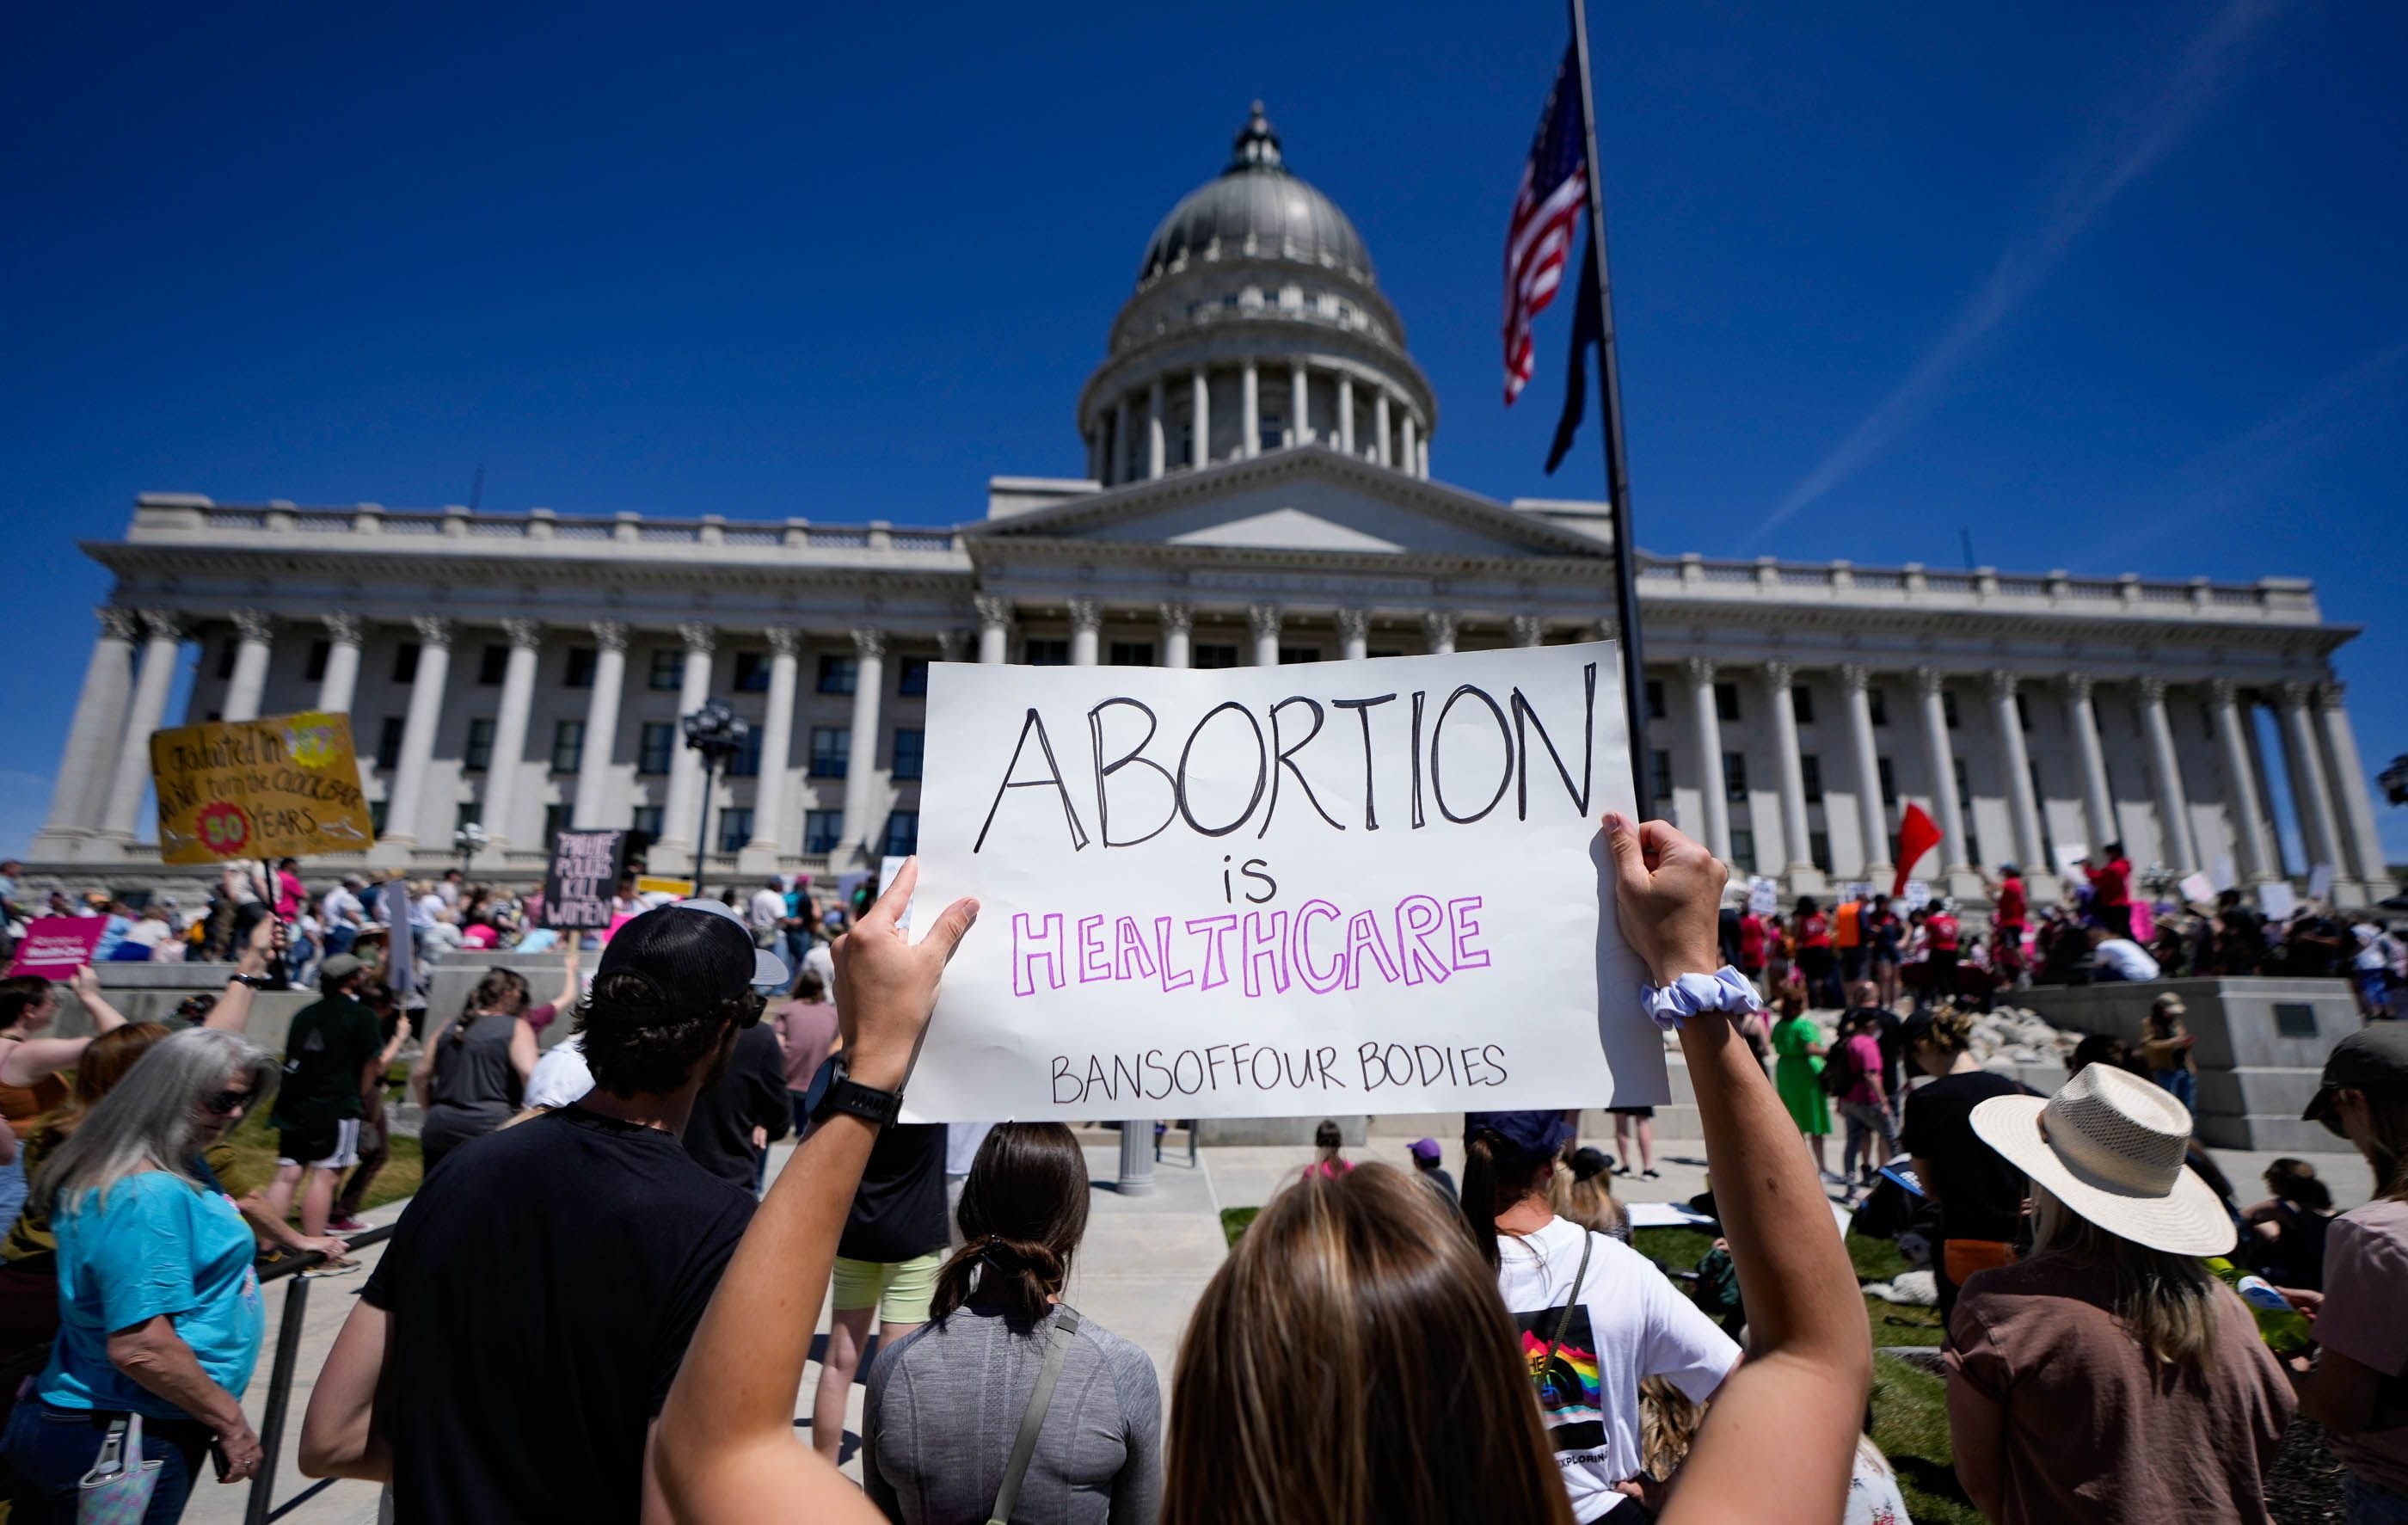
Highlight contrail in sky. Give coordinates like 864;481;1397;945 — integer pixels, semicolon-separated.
1749;0;2282;542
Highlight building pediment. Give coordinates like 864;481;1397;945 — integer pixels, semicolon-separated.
970;445;1613;563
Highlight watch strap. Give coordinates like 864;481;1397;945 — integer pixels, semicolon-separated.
813;1064;904;1128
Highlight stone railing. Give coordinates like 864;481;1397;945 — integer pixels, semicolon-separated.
129;495;964;557
1634;552;2318;624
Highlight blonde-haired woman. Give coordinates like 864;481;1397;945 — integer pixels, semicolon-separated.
1945;1063;2294;1522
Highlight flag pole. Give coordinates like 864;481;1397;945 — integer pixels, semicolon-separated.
1564;0;1652;813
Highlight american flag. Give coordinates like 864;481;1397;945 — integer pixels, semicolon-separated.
1502;46;1589;405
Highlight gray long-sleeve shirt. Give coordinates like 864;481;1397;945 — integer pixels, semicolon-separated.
862;1301;1162;1525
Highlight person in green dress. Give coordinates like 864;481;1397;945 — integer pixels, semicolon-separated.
1770;982;1835;1181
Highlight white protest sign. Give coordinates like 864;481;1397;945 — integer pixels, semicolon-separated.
1841;882;1874;904
908;642;1657;1122
2307;863;2335;901
2212;856;2237;893
1901;879;1931;912
2178;872;2214;905
1746;876;1778;917
2055;844;2090;882
2258;880;2297;920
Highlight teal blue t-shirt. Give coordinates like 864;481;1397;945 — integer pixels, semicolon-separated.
38;1171;264;1419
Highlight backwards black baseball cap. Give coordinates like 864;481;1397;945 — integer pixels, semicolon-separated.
597;898;789;1020
2303;1024;2408;1134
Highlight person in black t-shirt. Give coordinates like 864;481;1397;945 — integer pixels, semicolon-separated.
683;1020;791;1192
296;897;789;1524
1898;1006;2039;1321
808;1118;949;1463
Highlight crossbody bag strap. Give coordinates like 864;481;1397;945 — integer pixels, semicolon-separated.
988;1305;1082;1525
1537;1232;1594;1403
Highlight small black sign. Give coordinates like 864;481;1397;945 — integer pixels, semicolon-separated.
2273;1002;2319;1041
544;829;628;930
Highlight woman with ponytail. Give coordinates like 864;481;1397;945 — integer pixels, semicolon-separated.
1464;1110;1739;1519
860;1122;1161;1523
412;967;541;1172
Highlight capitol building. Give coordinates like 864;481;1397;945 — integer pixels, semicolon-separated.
29;108;2396;912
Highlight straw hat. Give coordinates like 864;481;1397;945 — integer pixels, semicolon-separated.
1970;1062;2235;1257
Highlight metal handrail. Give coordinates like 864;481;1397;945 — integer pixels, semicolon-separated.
245;1224;396;1525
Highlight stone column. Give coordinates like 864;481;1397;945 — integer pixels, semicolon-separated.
1158;602;1193;668
1422;611;1456;655
2062;675;2116;851
1240;360;1261;458
1403;413;1422;477
1686;658;1732;863
1289;360;1310;444
1989;671;2046;872
1067;600;1103;667
1248;605;1281;667
94;612;186;847
837;629;887;867
974;595;1012;665
572;621;630;830
1373;391;1392;466
2136;677;2197;875
1509;614;1543;649
1766;661;1815;881
1417;437;1430;477
1841;665;1889;876
1146;379;1166;479
740;629;802;871
376;617;452;853
2277;680;2346;888
480;618;544;852
220;610;274;723
316;613;364;716
654;622;717;870
1337;374;1356;454
1914;667;1971;873
2315;679;2392;892
1190;367;1210;468
1336;607;1369;662
34;607;140;854
2207;679;2274;884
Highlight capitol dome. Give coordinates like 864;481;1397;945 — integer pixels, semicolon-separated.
1135;104;1376;291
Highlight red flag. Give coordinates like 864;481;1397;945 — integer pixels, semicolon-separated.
1893;803;1941;899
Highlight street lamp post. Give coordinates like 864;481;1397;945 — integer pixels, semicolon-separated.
2382;753;2408;809
682;699;749;892
452;821;487;882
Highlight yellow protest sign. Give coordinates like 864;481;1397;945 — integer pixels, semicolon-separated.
150;711;376;864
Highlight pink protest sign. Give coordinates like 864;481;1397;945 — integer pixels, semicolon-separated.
6;918;106;980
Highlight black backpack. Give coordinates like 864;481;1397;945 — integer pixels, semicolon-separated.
1818;1035;1858;1098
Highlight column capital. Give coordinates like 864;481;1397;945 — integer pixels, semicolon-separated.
936;630;967;663
408;615;452;649
1838;661;1870;693
1421;610;1454;648
138;609;184;643
1249;604;1283;641
1067;599;1105;634
973;593;1015;631
851;626;887;661
1335;607;1369;643
230;609;275;643
1158;600;1194;634
2277;679;2315;710
2314;679;2348;711
766;626;804;657
1986;668;2018;703
2205;675;2240;708
2063;673;2095;703
2136;674;2169;704
1911;666;1944;701
588;619;630;653
1508;614;1544;648
97;606;143;643
321;612;364;646
677;620;716;655
500;617;544;651
1683;655;1717;686
1762;658;1795;690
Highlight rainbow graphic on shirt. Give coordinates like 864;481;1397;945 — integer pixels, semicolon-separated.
1512;1308;1605;1454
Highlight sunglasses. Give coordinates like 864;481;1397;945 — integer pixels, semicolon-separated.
203;1089;253;1116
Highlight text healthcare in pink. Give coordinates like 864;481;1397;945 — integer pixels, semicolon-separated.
905;640;1666;1122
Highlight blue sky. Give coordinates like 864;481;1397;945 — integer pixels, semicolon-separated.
4;0;2404;864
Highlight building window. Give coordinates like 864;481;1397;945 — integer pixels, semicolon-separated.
648;650;683;691
370;799;390;836
1368;649;1405;660
1942;689;1961;729
809;727;851;779
477;644;509;686
728;726;764;778
2030;759;2055;860
550;720;585;773
1109;641;1157;667
541;803;569;852
454;801;482;833
1277;646;1322;664
718;808;754;855
1801;753;1823;802
1809;830;1834;873
898;656;931;696
464;717;495;772
1791;685;1815;725
630;805;664;839
392;643;420;686
731;651;770;692
637;722;674;775
817;654;859;694
1022;639;1069;667
215;638;236;679
892;729;924;782
1649;748;1674;804
1714;682;1741;723
882;810;920;858
1878;756;1897;807
1729;827;1758;872
1954;758;1981;864
2016;692;2032;732
564;646;597;689
1868;687;1889;726
304;639;329;683
1723;750;1748;800
1644;679;1666;721
804;809;844;855
1192;643;1240;669
375;716;405;772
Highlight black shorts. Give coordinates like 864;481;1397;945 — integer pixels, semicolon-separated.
277;1117;362;1171
1608;1105;1655;1118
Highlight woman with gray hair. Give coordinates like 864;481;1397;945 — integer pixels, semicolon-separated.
1;1027;278;1521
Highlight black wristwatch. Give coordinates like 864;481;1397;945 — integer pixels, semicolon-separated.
811;1060;904;1128
230;973;271;989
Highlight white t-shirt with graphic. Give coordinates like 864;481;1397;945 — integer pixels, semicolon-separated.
1495;1216;1741;1522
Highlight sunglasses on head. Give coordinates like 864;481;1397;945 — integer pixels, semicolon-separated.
203;1089;252;1116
